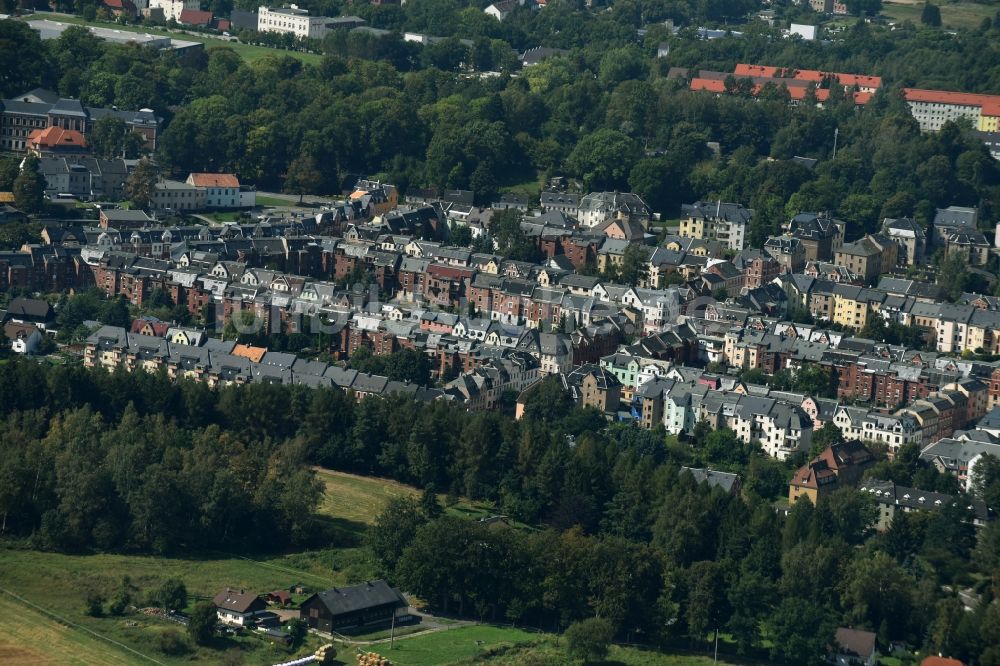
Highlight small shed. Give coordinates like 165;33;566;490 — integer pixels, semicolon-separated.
266;590;292;606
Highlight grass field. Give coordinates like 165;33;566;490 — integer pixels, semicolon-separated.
315;468;425;532
0;593;140;665
368;625;741;666
22;14;322;65
368;626;541;666
256;194;300;207
0;545;350;665
313;467;515;535
203;211;244;222
881;0;995;30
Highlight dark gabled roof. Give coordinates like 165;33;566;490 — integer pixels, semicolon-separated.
213;589;264;614
23;88;61;104
680;467;740;493
308;581;405;617
102;209;154;222
520;46;569;66
834;627;876;658
6;297;53;321
933;206;977;228
681;200;753;225
49;98;87;118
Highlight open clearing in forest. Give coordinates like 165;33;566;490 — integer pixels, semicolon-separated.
376;624;742;666
881;0;995;30
313;467;506;534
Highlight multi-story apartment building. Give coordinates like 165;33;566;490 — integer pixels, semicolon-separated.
257;5;363;39
786;212;843;262
0;88;160;152
150;180;207;211
764;235;805;274
833;406;923;453
678;200;752;250
37;157;131;200
903;88;1000;132
882;217;926;266
577;192;651;229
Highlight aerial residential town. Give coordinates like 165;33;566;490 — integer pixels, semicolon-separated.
2;0;1000;663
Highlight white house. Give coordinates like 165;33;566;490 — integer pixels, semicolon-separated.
258;4;333;39
187;173;241;208
4;322;42;354
213;589;266;626
149;0;199;21
485;0;522;20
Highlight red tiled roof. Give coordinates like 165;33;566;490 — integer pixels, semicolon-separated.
130;318;170;336
690;78;871;105
188;173;240;188
27;126;87;150
791;459;836;489
427;263;473;280
690;78;726;93
735;63;881;89
903;87;1000;109
232;344;266;363
178;8;213;25
734;63;780;78
920;658;965;666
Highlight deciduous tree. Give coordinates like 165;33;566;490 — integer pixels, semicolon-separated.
125;158;158;210
13;156;45;214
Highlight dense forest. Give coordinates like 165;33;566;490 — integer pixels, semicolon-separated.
3;16;1000;231
1;360;999;663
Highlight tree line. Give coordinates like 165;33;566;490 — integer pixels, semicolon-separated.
0;359;322;553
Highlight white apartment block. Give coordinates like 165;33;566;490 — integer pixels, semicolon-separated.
659;385;813;460
903;88;1000;133
149;0;199;22
833;406;922;454
258;5;332;39
678;201;752;251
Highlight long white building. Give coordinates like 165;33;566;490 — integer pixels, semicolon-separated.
258;5;333;39
903;88;1000;133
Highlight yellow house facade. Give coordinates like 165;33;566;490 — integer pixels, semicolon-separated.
832;292;869;330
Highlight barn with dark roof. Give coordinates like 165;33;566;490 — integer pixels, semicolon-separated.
299;580;408;633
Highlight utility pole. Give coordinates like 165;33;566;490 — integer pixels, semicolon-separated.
389;611;396;649
714;627;719;664
832;127;840;160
